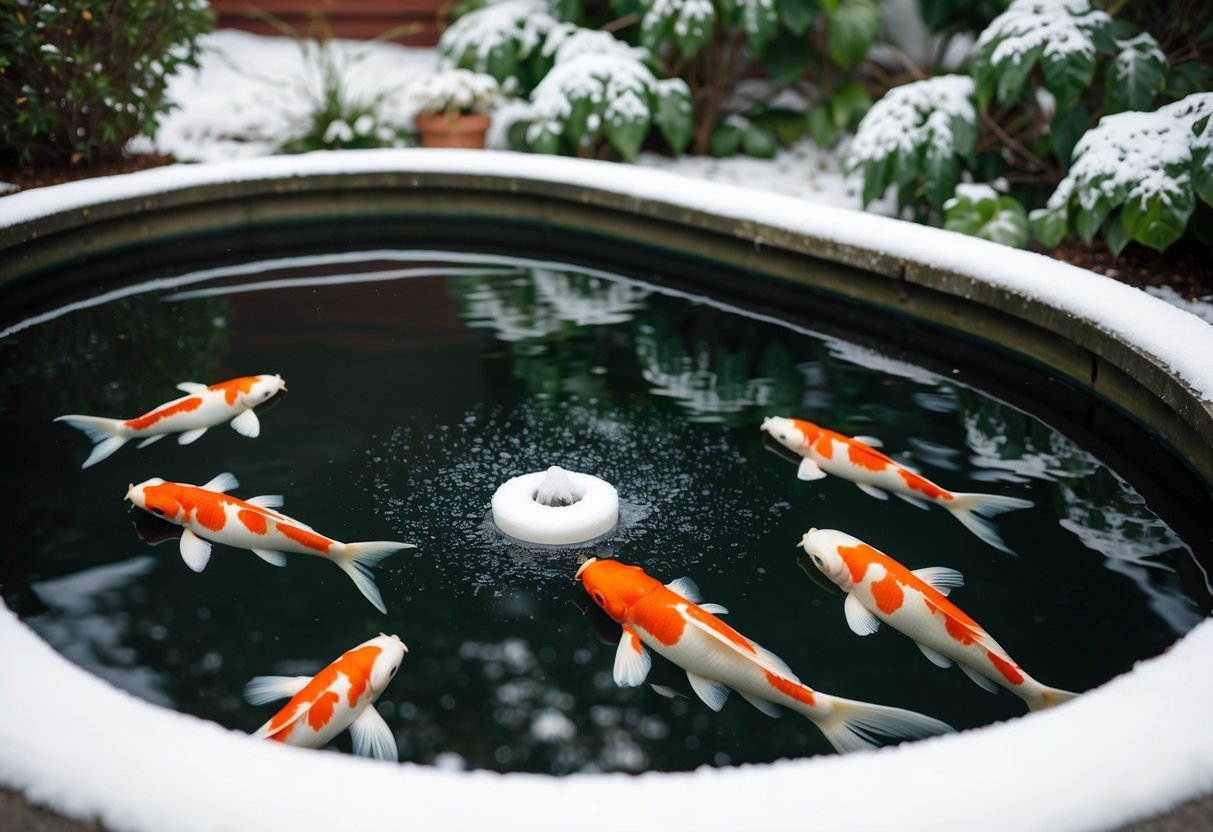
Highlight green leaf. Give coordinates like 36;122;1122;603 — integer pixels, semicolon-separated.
742;122;778;158
830;81;872;128
826;0;879;69
1041;43;1096;107
529;121;561;155
945;192;1029;248
923;147;959;213
1074;188;1113;244
995;43;1042;104
780;0;817;36
607;111;648;162
1194;118;1213;207
1105;35;1166;114
1104;208;1130;255
1050;103;1089;168
1122;180;1194;252
709;120;745;157
563;96;594;149
767;107;808;145
763;31;814;87
859;152;895;207
806;104;835;147
640;3;677;52
1030;205;1068;249
735;0;780;53
654;84;694;155
676;2;716;57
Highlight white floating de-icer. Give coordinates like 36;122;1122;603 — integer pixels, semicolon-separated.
491;465;618;545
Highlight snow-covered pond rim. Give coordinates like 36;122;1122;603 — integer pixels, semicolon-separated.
1;149;1211;832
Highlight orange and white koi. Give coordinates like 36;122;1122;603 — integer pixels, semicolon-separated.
246;633;407;759
800;528;1077;711
762;415;1032;553
125;473;412;613
576;557;952;754
55;374;286;468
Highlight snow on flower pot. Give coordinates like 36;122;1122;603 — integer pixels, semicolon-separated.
409;69;501;149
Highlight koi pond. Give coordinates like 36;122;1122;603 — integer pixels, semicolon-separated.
2;243;1209;774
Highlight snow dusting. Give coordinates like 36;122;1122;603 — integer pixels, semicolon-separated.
845;75;976;169
976;0;1110;67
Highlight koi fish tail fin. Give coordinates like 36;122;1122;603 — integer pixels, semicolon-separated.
1026;685;1080;712
946;492;1034;555
53;414;130;468
335;541;415;614
813;695;954;755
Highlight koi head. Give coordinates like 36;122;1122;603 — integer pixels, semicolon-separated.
367;633;408;697
125;478;186;523
799;528;850;589
245;374;287;406
761;416;812;453
576;557;660;623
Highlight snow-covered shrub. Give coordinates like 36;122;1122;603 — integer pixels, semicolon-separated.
638;0;883;155
0;0;213;165
943;183;1029;248
408;70;503;116
844;75;978;214
438;0;561;95
510;51;693;160
1031;93;1213;254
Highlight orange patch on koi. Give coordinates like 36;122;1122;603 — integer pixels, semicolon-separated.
307;691;339;730
764;671;816;707
945;617;978;645
635;601;688;647
846;442;889;472
124;396;203;430
685;603;756;654
871;572;904;614
279;524;333;553
899;470;951;501
209;376;258;405
239;510;268;535
813;434;834;459
191;496;228;532
987;650;1024;685
838;544;875;585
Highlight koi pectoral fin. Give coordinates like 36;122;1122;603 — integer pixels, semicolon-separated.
613;626;651;687
179;528;212;572
856;483;889;500
177;427;208;445
230;408;261;439
845;593;881;636
797;458;826;481
687;671;730;711
349;706;397;761
244;675;311;705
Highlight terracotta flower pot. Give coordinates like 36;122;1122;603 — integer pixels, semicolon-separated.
415;112;492;149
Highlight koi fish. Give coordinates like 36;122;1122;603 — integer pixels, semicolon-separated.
246;633;407;759
800;528;1077;711
55;374;286;468
576;557;952;754
761;415;1032;553
125;473;412;613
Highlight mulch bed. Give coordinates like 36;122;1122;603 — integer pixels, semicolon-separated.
3;154;1211;300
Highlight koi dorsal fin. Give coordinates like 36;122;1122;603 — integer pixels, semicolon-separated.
665;577;701;603
912;566;965;596
246;494;284;510
201;472;239;493
176;382;208;393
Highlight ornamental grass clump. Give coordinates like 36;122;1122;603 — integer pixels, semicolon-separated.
0;0;213;166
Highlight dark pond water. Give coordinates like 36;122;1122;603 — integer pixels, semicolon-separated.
0;248;1207;773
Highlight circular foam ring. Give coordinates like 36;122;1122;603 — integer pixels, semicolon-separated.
491;470;619;545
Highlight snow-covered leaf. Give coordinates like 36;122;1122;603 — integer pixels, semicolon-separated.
1029;204;1068;248
653;78;693;154
845;75;977;210
827;0;879;69
642;0;716;58
438;0;559;92
973;0;1112;107
1038;92;1213;252
1194;115;1213;207
944;184;1029;248
1105;33;1167;115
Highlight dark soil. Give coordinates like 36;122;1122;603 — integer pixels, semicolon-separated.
3;154;1211;301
